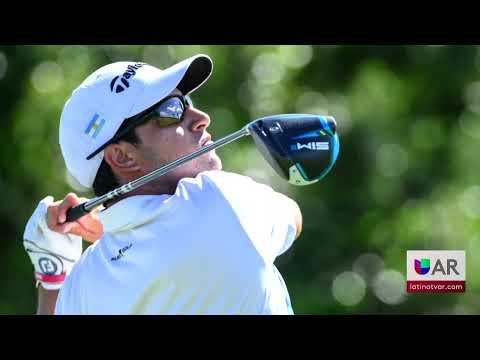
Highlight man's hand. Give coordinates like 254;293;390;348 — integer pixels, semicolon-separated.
23;194;103;293
47;193;103;244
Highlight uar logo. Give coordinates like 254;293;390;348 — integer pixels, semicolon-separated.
414;257;460;276
414;258;430;275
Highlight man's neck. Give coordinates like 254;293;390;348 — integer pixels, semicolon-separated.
104;180;177;209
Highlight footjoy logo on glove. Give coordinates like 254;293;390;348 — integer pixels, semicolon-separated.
110;63;145;93
111;243;133;261
39;257;58;275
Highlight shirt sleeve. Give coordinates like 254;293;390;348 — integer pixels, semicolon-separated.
200;171;298;261
269;193;298;257
54;259;84;315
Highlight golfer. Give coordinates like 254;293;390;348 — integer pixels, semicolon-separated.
23;54;302;315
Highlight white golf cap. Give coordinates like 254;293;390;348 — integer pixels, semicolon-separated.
59;54;213;189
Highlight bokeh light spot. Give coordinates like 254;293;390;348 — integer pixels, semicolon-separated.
0;52;8;80
142;45;175;69
459;186;480;219
376;143;409;178
251;53;286;85
295;91;329;115
459;111;480;140
331;271;366;307
31;61;64;94
278;45;313;69
353;253;385;285
373;270;407;305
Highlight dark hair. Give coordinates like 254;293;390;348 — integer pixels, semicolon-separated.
92;120;141;197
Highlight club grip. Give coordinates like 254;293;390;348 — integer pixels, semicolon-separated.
66;204;90;222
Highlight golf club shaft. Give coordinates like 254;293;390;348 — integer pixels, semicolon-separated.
66;126;251;222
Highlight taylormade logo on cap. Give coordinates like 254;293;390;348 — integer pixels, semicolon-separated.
110;63;145;93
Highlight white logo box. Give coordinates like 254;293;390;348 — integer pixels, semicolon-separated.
406;250;465;281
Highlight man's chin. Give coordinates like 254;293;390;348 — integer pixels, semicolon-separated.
185;153;222;178
205;154;222;171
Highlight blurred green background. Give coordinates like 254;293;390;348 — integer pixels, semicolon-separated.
1;45;479;314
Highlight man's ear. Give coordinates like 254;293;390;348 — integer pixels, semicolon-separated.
103;143;141;174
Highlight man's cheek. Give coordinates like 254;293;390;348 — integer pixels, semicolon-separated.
174;126;185;137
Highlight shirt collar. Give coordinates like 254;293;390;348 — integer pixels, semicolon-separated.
99;194;175;233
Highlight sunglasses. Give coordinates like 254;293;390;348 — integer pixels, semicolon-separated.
86;95;193;160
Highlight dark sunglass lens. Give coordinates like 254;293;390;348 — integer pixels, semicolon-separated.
155;117;182;127
155;97;184;119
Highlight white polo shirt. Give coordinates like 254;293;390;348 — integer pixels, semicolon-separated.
55;170;297;315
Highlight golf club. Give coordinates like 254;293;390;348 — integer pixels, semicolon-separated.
66;114;340;222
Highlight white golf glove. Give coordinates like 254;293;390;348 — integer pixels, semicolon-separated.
23;196;83;290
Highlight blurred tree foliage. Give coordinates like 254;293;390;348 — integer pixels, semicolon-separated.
2;45;480;314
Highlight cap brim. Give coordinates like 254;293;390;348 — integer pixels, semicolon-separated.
126;54;213;118
176;55;213;95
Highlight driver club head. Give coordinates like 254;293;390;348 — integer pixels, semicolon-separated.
247;114;340;186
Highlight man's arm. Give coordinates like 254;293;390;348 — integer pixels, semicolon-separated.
24;193;104;315
38;194;102;315
37;287;59;315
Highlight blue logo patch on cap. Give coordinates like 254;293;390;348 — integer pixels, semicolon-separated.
85;114;106;139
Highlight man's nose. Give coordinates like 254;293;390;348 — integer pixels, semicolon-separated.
186;107;211;132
